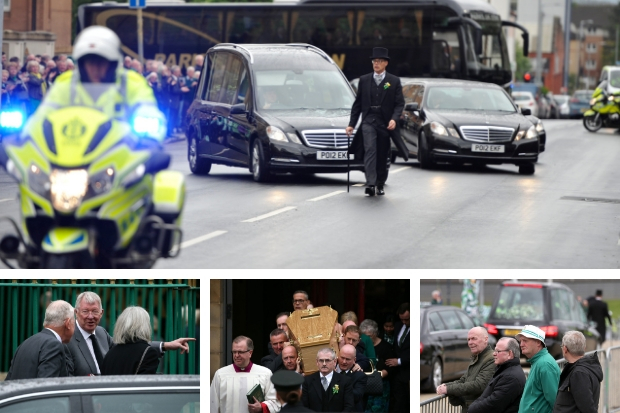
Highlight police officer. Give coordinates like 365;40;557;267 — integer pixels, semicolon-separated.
271;370;314;412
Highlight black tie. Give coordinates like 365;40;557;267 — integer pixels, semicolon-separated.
399;326;409;346
90;334;104;370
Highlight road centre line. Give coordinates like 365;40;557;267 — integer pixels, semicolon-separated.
180;230;227;249
307;191;346;202
390;166;411;174
242;206;297;223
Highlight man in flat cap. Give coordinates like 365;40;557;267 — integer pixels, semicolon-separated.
272;370;313;412
516;325;560;413
346;47;408;196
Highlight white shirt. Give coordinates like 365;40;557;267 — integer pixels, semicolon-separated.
77;323;101;374
45;328;62;343
320;370;334;388
396;324;409;366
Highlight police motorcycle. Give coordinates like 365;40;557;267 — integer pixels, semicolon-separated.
0;93;185;269
583;81;620;132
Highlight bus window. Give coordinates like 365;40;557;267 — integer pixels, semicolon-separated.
355;9;420;47
291;10;352;48
226;10;287;43
468;12;510;73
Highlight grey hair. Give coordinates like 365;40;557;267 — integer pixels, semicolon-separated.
500;337;521;359
562;331;586;356
112;306;152;344
293;290;309;300
316;347;336;361
26;60;39;71
75;291;102;310
359;319;379;337
43;300;74;327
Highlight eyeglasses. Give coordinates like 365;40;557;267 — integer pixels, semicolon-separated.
231;350;252;356
317;359;334;364
372;59;387;64
292;299;307;304
493;349;511;354
78;310;102;317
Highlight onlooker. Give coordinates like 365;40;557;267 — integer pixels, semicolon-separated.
587;290;613;345
516;325;560;413
101;306;160;375
193;54;204;72
468;337;526;413
431;290;443;305
24;60;46;115
124;56;133;69
436;326;495;413
5;62;28;111
553;331;603;413
1;70;9;106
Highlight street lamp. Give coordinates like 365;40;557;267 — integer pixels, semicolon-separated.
579;19;593;89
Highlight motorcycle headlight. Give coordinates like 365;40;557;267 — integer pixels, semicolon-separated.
535;121;544;133
50;169;88;213
608;95;615;102
89;167;115;195
266;126;288;142
590;98;597;106
28;164;50;197
0;111;25;130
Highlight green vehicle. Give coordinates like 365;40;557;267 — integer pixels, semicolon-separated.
583;81;620;133
0;103;185;269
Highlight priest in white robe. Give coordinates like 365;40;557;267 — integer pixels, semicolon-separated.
211;335;280;413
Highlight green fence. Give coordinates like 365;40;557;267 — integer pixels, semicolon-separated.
0;279;200;375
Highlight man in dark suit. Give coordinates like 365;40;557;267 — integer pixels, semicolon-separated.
386;302;410;413
346;47;408;196
66;291;194;376
336;344;368;412
302;347;354;412
587;290;613;345
261;328;288;373
6;300;75;380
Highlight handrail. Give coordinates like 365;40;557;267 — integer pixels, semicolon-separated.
213;43;254;64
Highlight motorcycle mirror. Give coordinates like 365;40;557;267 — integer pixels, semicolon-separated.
144;152;171;175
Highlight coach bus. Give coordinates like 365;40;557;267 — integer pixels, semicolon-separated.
77;0;528;86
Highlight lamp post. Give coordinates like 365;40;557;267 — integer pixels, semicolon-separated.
579;19;593;89
535;0;543;85
562;0;571;92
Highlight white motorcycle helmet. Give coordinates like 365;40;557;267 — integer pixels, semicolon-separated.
73;26;123;82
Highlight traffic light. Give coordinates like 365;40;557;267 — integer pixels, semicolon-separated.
523;73;532;82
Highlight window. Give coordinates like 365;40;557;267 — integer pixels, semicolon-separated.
413;86;425;105
220;54;246;105
91;392;199;413
4;0;9;12
291;10;352;47
428;312;447;332
456;311;475;329
439;310;465;330
551;289;573;321
205;52;229;102
402;84;420;104
491;287;544;321
226;9;286;43
0;397;69;413
356;8;421;47
587;43;597;53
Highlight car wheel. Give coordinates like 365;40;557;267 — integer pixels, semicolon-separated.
251;140;272;182
518;163;535;175
583;114;602;132
421;357;443;392
188;135;212;175
418;132;435;170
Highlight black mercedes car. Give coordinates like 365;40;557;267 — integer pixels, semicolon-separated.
0;375;199;413
185;43;364;182
395;78;545;174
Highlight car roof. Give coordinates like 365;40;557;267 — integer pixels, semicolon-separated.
401;78;502;89
210;43;333;65
0;375;200;401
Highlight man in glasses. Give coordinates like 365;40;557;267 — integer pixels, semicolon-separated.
468;338;526;413
436;326;495;413
210;335;280;413
301;347;354;412
66;291;195;376
292;290;310;311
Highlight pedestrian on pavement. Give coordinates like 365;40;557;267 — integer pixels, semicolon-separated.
516;325;561;413
345;47;408;196
468;337;526;413
587;290;613;345
436;326;495;413
553;331;603;413
431;290;443;305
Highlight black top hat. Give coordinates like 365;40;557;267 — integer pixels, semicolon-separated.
271;370;304;392
596;289;603;296
370;47;390;61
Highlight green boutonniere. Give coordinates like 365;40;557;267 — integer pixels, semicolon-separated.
384;82;391;90
333;384;340;394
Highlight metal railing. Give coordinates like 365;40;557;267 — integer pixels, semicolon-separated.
0;279;199;375
421;346;620;413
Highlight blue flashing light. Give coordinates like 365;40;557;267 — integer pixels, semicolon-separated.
0;111;25;129
132;116;162;136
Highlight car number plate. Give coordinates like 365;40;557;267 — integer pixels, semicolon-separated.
317;151;351;160
504;329;521;336
471;144;505;153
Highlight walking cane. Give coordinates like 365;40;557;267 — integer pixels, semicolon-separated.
347;131;350;193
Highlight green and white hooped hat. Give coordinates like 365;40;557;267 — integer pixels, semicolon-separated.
515;325;546;347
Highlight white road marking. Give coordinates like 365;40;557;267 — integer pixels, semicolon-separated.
180;230;227;249
352;183;365;187
390;166;411;174
0;199;14;203
242;206;297;223
307;191;346;202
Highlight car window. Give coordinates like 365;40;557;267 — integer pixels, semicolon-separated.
414;86;425;106
220;54;246;105
403;84;419;104
512;93;532;101
426;86;515;111
0;397;70;413
206;52;230;102
91;392;200;413
428;311;447;332
456;311;475;329
550;288;573;321
438;310;464;330
490;287;544;321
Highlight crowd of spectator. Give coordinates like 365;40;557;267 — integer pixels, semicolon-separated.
1;51;203;138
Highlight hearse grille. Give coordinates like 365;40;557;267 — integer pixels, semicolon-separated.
459;126;514;143
302;129;351;149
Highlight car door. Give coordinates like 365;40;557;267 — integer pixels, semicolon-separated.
400;83;419;151
411;85;425;154
225;54;254;165
204;52;234;162
427;310;455;376
437;309;470;378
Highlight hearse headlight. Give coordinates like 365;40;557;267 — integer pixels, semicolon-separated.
535;121;544;133
516;126;538;141
431;122;458;137
286;132;302;144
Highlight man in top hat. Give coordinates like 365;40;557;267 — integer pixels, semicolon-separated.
587;289;613;345
516;325;560;413
346;47;408;196
272;370;314;412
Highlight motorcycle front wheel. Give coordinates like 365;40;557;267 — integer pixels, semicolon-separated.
583;114;603;132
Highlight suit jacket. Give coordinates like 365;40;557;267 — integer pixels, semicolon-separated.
348;71;408;161
6;329;69;380
393;322;410;378
66;325;161;376
280;402;315;412
260;352;284;373
302;371;354;412
340;369;368;412
588;299;612;336
101;340;160;375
